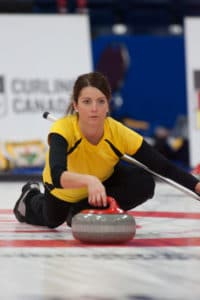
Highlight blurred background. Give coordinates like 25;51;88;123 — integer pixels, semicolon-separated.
0;0;200;179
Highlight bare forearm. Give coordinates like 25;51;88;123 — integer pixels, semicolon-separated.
60;171;107;207
60;171;92;189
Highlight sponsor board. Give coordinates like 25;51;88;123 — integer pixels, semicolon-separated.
0;15;92;142
184;18;200;167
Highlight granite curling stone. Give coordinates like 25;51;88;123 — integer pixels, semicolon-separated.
71;196;136;243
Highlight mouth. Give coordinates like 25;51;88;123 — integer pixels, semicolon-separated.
89;115;98;119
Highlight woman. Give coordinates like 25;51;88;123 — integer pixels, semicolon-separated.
13;72;200;228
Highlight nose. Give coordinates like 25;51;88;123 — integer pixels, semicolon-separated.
91;100;97;111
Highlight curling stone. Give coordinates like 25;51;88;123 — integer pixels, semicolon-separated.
71;197;136;244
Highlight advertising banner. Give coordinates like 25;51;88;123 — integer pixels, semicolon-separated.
0;15;92;142
184;18;200;167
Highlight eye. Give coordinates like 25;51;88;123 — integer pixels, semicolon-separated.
82;99;91;104
98;98;106;104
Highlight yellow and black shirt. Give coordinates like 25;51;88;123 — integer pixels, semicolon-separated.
43;114;199;203
43;114;143;202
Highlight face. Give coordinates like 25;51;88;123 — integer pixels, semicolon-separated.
73;86;109;126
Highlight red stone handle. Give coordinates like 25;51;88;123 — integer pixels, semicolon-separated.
81;196;124;215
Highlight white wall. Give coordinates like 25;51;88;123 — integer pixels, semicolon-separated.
0;15;92;142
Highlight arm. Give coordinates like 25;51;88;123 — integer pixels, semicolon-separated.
195;182;200;194
133;140;200;194
49;133;107;206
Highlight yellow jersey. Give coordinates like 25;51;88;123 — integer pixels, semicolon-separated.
43;114;143;202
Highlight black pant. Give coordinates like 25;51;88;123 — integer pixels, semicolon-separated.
25;162;155;228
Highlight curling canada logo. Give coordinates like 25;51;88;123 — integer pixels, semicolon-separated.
0;76;74;117
0;76;7;117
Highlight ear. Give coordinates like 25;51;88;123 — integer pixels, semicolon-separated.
73;101;78;112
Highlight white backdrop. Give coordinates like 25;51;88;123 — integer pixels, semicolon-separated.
0;15;92;142
184;17;200;167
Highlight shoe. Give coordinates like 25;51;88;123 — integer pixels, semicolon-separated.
192;164;200;180
66;206;76;227
13;182;40;222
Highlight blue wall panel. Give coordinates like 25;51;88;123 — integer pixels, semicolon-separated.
92;35;187;134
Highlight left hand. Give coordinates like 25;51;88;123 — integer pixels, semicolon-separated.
195;182;200;195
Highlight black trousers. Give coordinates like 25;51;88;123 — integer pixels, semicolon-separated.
25;162;155;228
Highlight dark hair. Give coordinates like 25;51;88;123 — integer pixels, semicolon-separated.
67;72;112;114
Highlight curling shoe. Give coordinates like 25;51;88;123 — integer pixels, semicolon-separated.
13;182;40;222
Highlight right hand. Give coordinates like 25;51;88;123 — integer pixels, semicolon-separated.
86;175;107;208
